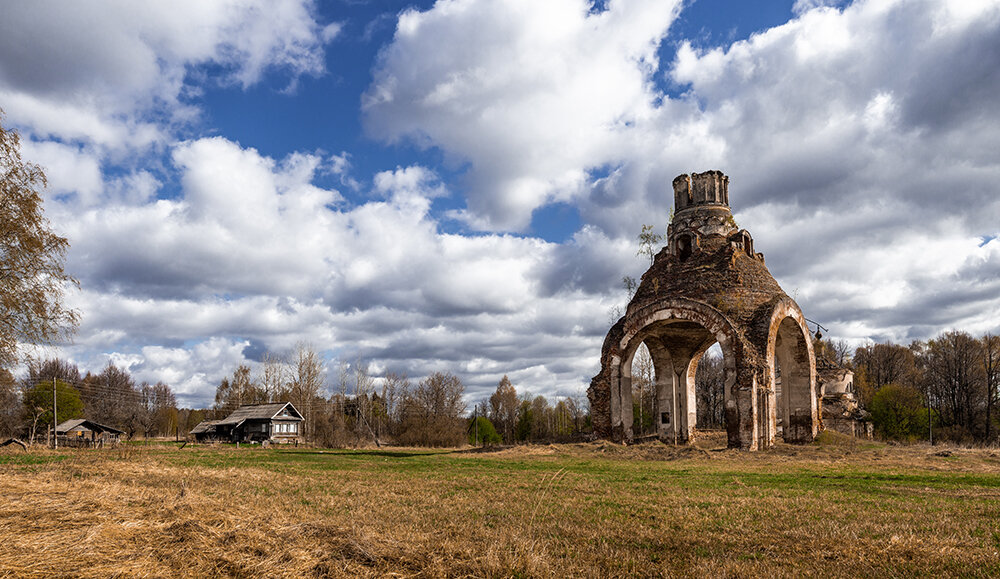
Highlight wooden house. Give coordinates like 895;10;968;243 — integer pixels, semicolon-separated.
55;419;124;447
190;402;304;444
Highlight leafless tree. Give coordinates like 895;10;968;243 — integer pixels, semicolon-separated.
622;275;637;299
290;343;326;441
214;364;265;415
139;381;177;438
984;333;1000;442
607;304;624;326
631;344;655;436
353;356;376;441
86;363;141;437
553;399;573;438
530;395;551;440
827;338;852;366
853;342;918;405
696;352;725;429
337;359;350;400
258;352;290;402
925;331;985;440
381;371;409;436
488;375;518;443
571;391;590;434
397;371;466;447
26;358;81;385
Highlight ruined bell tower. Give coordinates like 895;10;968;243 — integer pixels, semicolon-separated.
588;171;818;450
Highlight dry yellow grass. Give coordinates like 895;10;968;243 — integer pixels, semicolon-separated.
1;435;999;577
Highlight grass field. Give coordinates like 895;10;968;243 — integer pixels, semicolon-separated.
2;433;999;577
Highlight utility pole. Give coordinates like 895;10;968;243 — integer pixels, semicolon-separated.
474;405;479;447
926;383;933;446
52;377;58;450
928;388;933;446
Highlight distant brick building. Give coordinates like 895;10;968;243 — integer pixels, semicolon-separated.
815;355;872;438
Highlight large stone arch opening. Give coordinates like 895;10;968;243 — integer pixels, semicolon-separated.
612;300;740;445
768;307;818;443
693;343;727;430
623;341;658;438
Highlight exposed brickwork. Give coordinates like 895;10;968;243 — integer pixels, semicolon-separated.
816;351;873;438
589;171;819;450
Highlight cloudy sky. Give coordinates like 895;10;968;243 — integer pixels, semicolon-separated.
2;0;998;408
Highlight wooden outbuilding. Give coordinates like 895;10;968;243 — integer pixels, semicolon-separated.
189;420;222;442
55;419;124;447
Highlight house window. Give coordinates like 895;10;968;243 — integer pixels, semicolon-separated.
290;423;297;434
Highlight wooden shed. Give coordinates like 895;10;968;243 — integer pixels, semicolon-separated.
55;419;124;447
189;420;222;442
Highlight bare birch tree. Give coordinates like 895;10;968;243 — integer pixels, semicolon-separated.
489;375;518;443
214;364;265;415
291;343;326;441
380;371;409;437
258;352;290;402
632;344;655;436
0;113;79;368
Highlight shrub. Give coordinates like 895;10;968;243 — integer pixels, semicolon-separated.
468;416;502;446
869;383;929;442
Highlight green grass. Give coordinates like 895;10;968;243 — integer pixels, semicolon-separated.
0;452;68;465
2;441;999;576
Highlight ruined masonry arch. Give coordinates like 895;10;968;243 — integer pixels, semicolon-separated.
588;170;819;450
766;299;819;444
611;298;739;445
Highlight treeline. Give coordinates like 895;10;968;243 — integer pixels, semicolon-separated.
209;347;591;448
210;345;471;447
838;331;1000;444
473;375;590;445
0;344;594;448
0;358;185;443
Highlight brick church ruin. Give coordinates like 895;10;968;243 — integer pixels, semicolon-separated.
589;170;822;450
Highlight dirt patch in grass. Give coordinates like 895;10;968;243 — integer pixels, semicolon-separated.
1;440;999;577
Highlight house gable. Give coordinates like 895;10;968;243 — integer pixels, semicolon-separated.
270;402;303;421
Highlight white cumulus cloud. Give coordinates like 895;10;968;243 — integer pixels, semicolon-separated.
364;0;684;231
